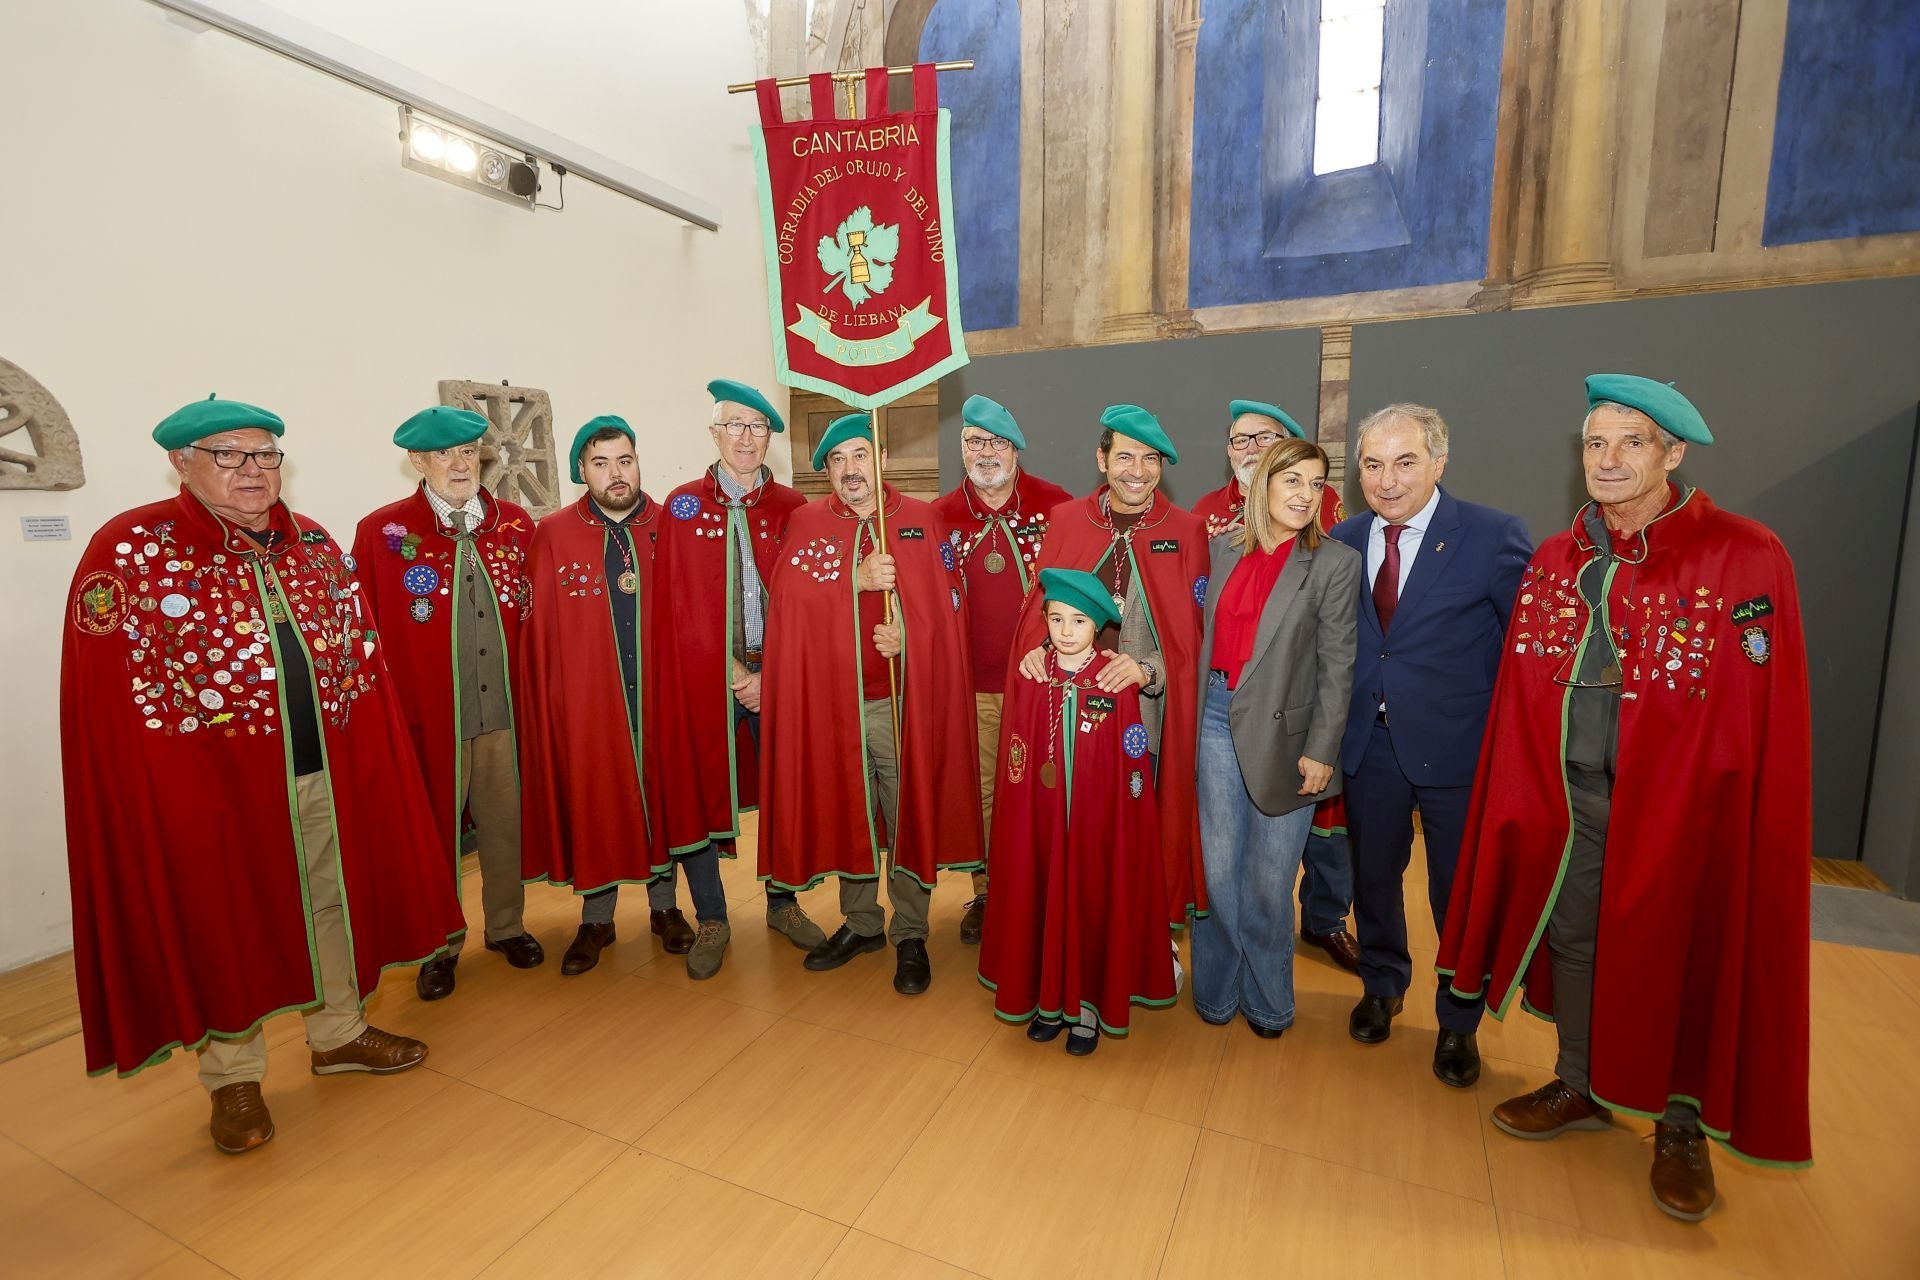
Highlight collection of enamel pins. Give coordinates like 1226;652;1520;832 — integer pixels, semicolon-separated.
1510;561;1756;699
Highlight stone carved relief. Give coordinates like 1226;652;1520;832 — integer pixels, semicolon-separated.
0;359;86;490
437;380;559;517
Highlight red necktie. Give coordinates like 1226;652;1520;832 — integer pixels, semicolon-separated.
1374;523;1406;632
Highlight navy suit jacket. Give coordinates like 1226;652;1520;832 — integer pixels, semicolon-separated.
1332;488;1532;787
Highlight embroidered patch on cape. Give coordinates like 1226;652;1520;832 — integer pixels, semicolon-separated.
72;570;129;635
1006;732;1029;783
1149;538;1180;553
951;586;962;612
1128;769;1144;799
1731;595;1773;624
1121;722;1149;759
1192;575;1208;605
1740;625;1771;665
1085;694;1116;713
402;564;440;596
409;597;434;623
896;526;925;540
669;493;701;521
938;541;956;572
299;529;327;544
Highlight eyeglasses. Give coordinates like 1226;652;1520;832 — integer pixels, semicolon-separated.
962;435;1013;454
1228;431;1283;451
717;419;771;439
188;445;286;470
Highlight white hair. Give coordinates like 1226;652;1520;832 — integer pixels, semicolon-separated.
1353;403;1450;462
1581;401;1679;450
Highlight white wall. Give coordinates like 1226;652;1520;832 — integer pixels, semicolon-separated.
0;0;785;970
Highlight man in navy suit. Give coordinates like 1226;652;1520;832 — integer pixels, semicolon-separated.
1331;403;1531;1088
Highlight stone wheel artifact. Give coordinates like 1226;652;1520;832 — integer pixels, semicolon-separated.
438;380;559;517
0;358;86;491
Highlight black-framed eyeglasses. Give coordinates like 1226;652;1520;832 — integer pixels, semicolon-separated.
717;419;771;439
188;445;286;470
962;434;1013;454
1228;431;1283;451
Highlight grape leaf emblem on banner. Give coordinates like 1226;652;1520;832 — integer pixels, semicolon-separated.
818;207;899;307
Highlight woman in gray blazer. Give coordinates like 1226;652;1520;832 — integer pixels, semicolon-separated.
1191;438;1360;1036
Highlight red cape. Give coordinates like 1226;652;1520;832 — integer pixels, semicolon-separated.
652;469;806;853
1191;476;1346;539
758;487;984;889
931;470;1075;691
1012;492;1208;923
1436;487;1812;1166
517;496;671;892
62;491;463;1077
351;486;534;886
977;653;1176;1031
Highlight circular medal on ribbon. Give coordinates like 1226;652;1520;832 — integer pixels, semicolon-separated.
402;564;440;596
617;570;638;595
984;551;1006;574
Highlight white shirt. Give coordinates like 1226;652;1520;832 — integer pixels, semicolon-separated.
1366;485;1442;596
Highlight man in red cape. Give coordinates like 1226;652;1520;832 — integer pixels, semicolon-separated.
517;418;692;973
352;406;543;1003
980;568;1175;1055
1011;405;1208;929
62;397;461;1155
653;379;822;959
1437;375;1812;1220
929;393;1072;946
1191;397;1359;975
759;413;983;995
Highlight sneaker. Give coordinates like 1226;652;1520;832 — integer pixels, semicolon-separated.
766;901;827;951
686;919;731;980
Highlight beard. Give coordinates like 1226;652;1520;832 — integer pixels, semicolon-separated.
590;480;639;514
968;456;1010;490
1232;459;1258;488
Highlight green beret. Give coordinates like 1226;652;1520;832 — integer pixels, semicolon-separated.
961;394;1026;450
152;395;284;450
1099;404;1178;465
570;415;636;483
393;405;489;452
1584;374;1713;446
1039;567;1121;632
707;378;785;434
1227;399;1305;439
811;412;874;472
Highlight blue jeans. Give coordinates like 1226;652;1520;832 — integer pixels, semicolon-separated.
1192;680;1314;1031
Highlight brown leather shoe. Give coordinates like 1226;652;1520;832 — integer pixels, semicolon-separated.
1650;1123;1717;1221
1302;927;1361;973
959;895;987;945
651;908;695;955
208;1081;274;1154
562;922;616;975
1490;1079;1613;1140
310;1026;428;1076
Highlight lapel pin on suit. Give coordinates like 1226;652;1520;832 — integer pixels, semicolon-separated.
1433;541;1446;552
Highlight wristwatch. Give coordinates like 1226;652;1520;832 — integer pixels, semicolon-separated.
1140;659;1158;691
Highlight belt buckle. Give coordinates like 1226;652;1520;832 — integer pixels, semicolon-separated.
742;649;764;665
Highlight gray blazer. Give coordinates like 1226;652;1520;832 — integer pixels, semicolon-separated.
1196;532;1361;817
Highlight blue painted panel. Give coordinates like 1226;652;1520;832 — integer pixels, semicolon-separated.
921;0;1021;330
1763;0;1920;246
1191;0;1505;305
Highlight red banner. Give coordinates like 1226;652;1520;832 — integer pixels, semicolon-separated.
750;64;969;410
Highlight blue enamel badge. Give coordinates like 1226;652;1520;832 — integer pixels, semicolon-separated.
1122;723;1149;759
670;493;701;521
402;564;440;596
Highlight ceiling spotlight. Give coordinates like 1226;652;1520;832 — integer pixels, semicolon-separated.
399;105;539;210
444;136;478;174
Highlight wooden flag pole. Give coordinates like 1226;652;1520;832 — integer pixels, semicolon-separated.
724;60;973;96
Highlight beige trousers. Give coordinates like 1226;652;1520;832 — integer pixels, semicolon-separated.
197;770;365;1091
454;728;526;949
840;697;932;943
970;692;1002;895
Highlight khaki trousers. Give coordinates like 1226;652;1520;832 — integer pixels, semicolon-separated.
454;728;526;948
841;697;932;943
197;771;365;1091
970;692;1001;895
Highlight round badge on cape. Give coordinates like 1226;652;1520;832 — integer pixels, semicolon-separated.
670;493;701;521
1122;723;1149;759
402;564;440;596
1192;576;1209;606
160;593;191;618
409;597;434;623
938;541;956;572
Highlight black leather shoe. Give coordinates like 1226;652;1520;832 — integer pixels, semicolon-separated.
803;925;886;971
415;956;456;1001
1064;1031;1099;1057
959;895;987;945
650;909;695;956
485;933;545;968
1433;1029;1481;1088
561;923;616;976
893;938;932;995
1247;1018;1285;1040
1348;993;1404;1044
1027;1018;1065;1043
